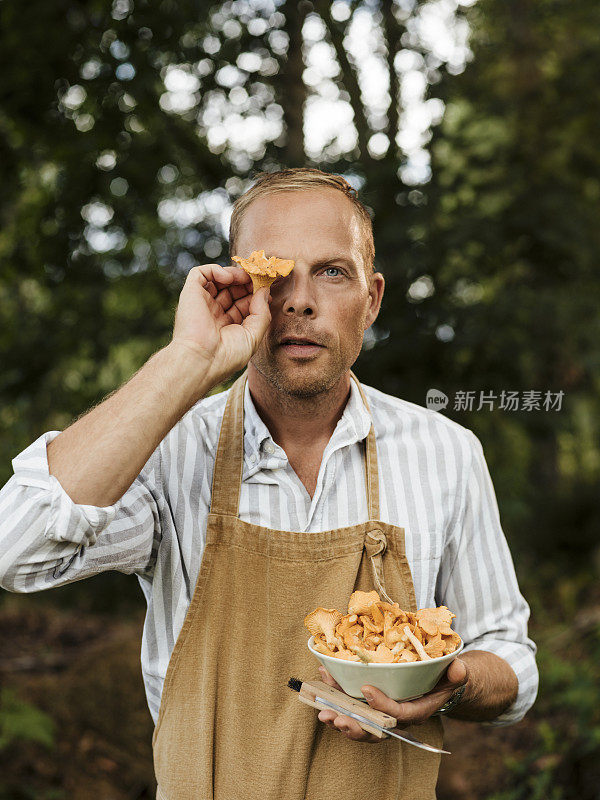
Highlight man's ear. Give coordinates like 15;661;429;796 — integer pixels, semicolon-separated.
365;272;385;329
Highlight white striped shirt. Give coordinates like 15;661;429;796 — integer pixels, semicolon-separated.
0;376;538;727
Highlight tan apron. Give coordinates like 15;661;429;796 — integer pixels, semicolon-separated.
152;369;444;800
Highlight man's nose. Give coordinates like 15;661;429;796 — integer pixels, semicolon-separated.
280;272;316;317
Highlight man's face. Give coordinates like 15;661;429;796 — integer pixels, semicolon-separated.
234;188;384;397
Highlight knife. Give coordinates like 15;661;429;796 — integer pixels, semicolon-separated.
315;695;450;754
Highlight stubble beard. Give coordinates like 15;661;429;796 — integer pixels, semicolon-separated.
250;330;365;399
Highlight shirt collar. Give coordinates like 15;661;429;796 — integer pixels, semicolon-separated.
243;382;272;461
242;375;372;471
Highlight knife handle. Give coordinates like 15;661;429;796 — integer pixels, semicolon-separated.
297;680;397;738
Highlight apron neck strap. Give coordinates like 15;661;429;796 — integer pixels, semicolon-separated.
348;370;380;521
209;369;380;520
209;369;247;517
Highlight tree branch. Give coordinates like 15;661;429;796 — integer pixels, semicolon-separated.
381;0;403;155
314;0;372;162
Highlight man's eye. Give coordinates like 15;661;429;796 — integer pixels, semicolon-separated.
323;267;343;277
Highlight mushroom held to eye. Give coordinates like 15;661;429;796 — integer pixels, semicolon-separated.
231;249;295;293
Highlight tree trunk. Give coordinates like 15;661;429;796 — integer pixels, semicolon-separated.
278;0;310;166
381;0;403;156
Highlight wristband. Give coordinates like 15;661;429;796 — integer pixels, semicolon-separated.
434;683;466;716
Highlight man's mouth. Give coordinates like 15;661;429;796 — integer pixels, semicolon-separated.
279;337;324;347
278;336;325;357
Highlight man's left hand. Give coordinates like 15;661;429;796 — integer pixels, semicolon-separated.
317;659;468;743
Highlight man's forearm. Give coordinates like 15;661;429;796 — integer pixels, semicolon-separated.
449;650;519;722
47;342;215;507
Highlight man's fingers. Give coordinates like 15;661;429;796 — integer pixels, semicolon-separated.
318;710;382;743
224;301;244;326
190;263;251;290
214;283;251;314
318;666;343;691
247;286;271;318
333;714;361;737
314;668;381;742
425;658;468;695
224;286;269;327
217;282;252;304
360;684;456;725
317;709;337;724
332;714;380;742
240;286;271;344
445;657;468;686
360;685;412;720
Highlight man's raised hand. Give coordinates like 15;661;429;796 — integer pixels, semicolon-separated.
171;264;271;384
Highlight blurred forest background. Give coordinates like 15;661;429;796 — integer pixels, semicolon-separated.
1;0;599;797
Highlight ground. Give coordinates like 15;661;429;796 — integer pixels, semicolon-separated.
0;596;535;799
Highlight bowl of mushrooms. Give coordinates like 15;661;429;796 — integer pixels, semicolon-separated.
305;590;464;702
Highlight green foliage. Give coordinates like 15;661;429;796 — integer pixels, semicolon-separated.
484;570;600;800
0;688;55;751
0;789;65;800
358;0;600;567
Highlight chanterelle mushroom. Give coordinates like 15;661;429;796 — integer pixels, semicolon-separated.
231;249;295;293
304;607;342;649
347;590;381;616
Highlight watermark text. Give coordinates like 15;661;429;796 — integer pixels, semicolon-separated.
426;389;564;412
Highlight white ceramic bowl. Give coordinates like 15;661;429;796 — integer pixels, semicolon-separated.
307;635;464;702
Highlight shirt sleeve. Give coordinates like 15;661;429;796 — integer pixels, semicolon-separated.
0;430;163;592
435;430;539;726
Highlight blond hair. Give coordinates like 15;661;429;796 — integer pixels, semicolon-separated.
228;168;375;275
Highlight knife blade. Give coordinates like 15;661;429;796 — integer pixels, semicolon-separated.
315;695;451;755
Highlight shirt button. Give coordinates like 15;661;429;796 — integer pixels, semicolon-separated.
249;454;257;464
264;443;275;454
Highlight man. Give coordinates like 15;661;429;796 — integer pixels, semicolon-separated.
0;168;538;799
